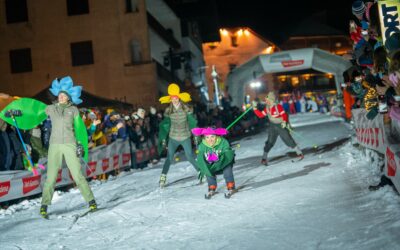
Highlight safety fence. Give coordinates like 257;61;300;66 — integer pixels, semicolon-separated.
0;140;157;203
352;108;400;192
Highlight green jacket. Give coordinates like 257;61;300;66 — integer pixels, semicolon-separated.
157;105;197;154
196;137;234;178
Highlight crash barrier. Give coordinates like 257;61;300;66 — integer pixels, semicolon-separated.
0;139;157;203
352;108;400;191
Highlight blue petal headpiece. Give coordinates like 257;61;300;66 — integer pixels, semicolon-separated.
49;76;83;105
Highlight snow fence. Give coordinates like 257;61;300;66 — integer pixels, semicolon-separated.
352;108;400;192
0;140;157;203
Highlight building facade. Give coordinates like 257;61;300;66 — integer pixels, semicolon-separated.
202;28;278;103
0;0;206;107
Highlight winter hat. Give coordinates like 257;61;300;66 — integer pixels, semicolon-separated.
385;32;400;55
265;92;276;103
159;83;191;104
352;0;366;16
191;127;228;136
49;76;83;105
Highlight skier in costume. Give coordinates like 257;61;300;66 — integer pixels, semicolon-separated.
191;127;236;198
253;92;303;166
40;76;96;218
158;83;199;187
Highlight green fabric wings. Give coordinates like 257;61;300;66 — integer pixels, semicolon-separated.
74;115;89;162
0;98;47;130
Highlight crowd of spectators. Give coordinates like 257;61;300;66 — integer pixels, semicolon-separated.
343;0;400;129
0;96;265;172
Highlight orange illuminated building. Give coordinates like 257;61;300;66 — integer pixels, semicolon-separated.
202;27;279;101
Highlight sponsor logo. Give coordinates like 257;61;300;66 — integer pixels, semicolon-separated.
136;150;144;162
0;181;11;198
122;154;131;166
379;2;400;42
22;175;41;194
386;147;397;177
281;60;304;67
113;155;119;169
87;161;97;176
102;158;110;172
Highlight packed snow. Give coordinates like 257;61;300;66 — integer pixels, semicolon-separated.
1;113;400;250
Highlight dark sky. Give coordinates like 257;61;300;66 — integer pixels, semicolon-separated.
214;0;354;43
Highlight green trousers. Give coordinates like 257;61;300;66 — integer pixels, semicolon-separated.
41;144;94;205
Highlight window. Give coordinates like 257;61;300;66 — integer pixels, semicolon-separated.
67;0;89;16
126;0;138;13
5;0;28;23
9;48;32;73
70;41;94;66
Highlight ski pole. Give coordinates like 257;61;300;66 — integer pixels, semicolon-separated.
9;114;40;175
226;107;253;130
287;126;318;148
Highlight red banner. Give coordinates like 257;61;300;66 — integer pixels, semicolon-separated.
113;155;119;170
281;60;304;67
22;175;41;195
386;147;397;177
122;153;131;166
102;158;110;172
87;161;97;176
0;181;11;198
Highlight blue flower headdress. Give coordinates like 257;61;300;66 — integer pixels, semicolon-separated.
49;76;83;105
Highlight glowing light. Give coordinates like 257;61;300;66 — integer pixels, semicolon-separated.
327;73;333;79
220;29;229;36
303;74;310;80
244;29;250;36
264;46;274;54
237;29;243;37
278;75;286;82
250;81;262;88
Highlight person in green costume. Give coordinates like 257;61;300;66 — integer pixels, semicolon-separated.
191;127;236;197
40;76;96;219
158;83;199;187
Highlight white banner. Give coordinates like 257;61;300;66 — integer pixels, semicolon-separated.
352;109;387;154
0;140;157;203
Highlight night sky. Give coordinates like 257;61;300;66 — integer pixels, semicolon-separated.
215;0;354;44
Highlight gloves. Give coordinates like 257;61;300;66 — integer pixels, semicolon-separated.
205;152;219;163
281;122;287;129
76;143;84;157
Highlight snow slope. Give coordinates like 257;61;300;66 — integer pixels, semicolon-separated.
1;113;400;250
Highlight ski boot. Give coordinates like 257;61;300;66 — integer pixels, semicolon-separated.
40;205;49;219
88;200;97;212
225;182;237;199
261;158;268;166
159;174;167;188
205;185;217;199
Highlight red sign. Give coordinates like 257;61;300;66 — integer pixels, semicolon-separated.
386;147;397;177
281;60;304;67
22;175;41;195
122;153;131;166
56;169;62;183
113;155;119;170
87;161;97;176
102;158;110;172
136;150;144;162
0;181;11;198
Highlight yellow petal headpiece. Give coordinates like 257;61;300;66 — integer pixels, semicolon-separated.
159;83;191;104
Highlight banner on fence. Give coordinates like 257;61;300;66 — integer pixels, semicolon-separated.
0;140;157;203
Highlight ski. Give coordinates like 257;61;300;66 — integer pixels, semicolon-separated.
291;155;304;163
224;189;238;199
204;191;218;199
